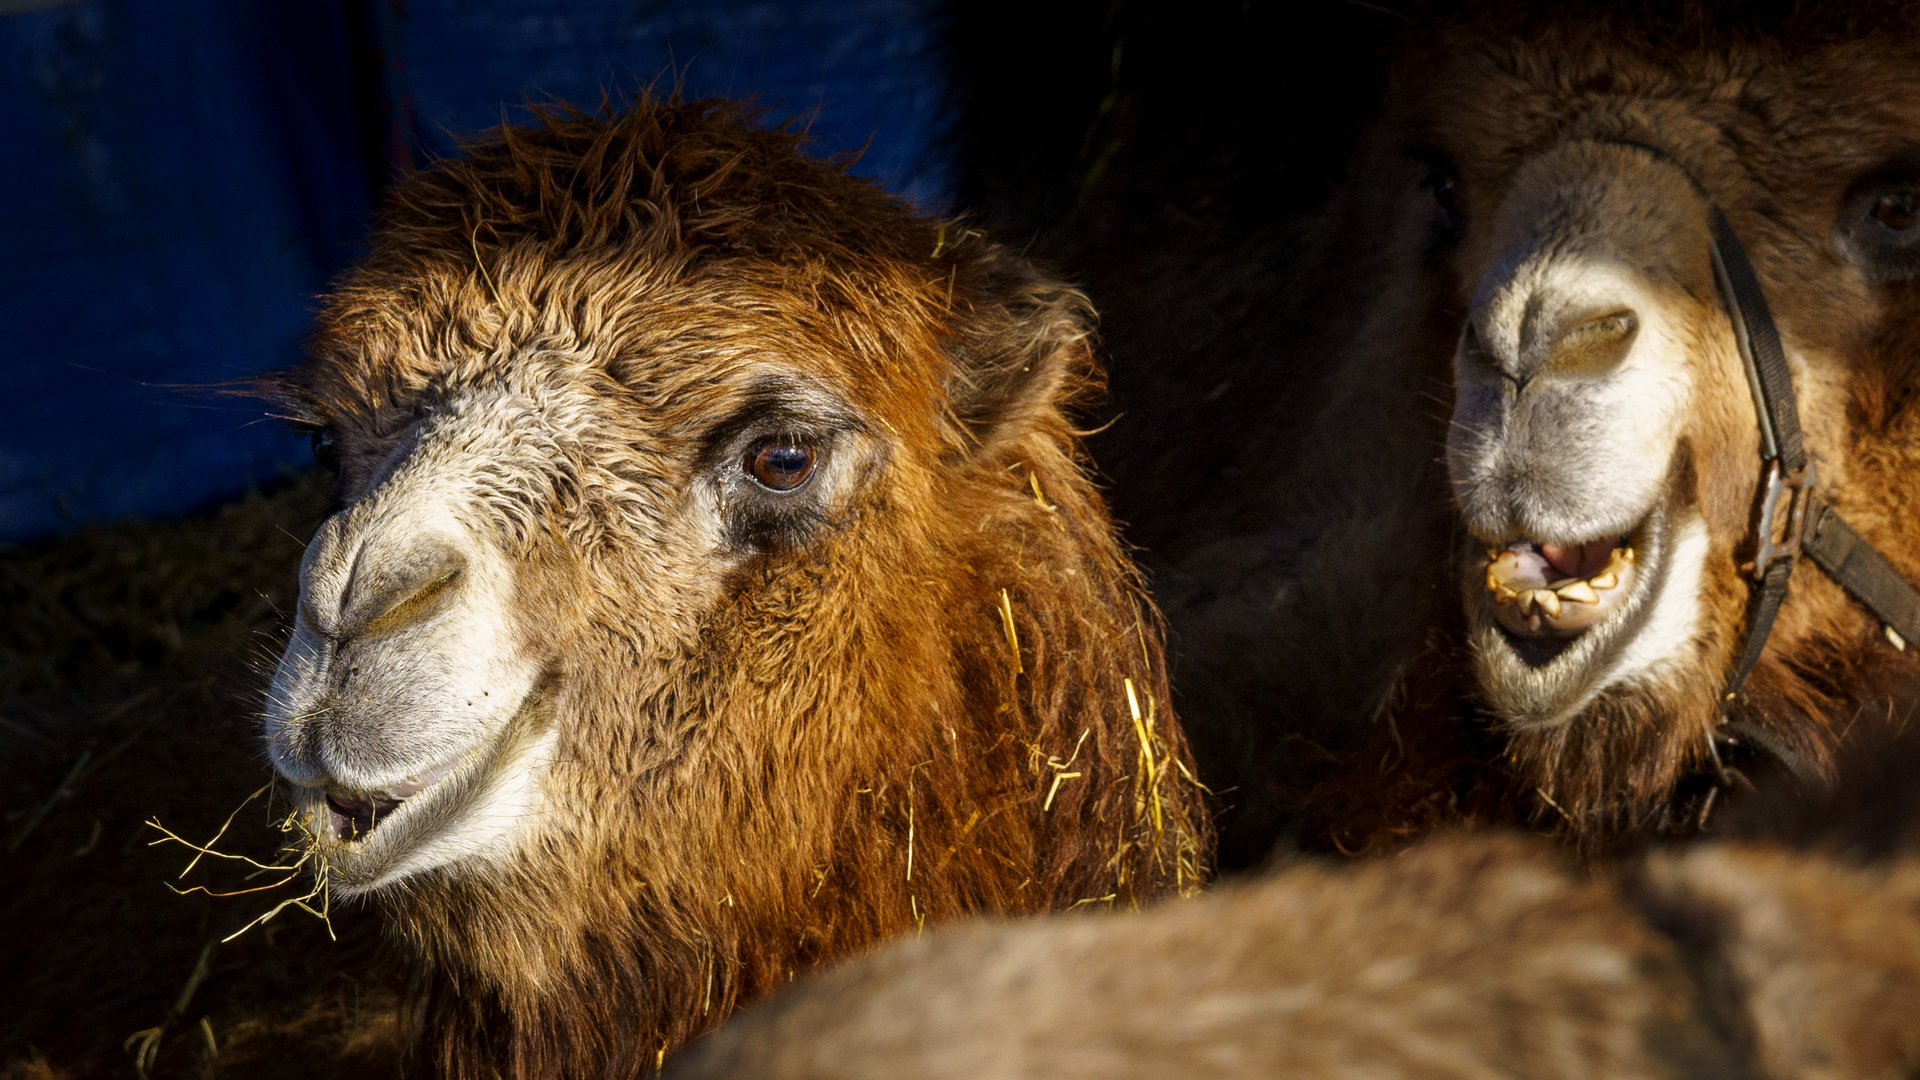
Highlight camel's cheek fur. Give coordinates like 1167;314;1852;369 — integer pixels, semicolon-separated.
520;439;960;876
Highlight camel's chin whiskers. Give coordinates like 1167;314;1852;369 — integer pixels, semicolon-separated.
1461;504;1707;728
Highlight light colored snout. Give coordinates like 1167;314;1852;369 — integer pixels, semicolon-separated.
1444;141;1733;724
1446;142;1711;545
265;416;546;798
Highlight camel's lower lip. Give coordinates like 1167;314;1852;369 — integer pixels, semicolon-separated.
282;683;555;893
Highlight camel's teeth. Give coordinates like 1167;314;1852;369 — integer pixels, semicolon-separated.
1534;589;1563;618
1494;585;1518;602
1485;551;1524;595
1555;580;1600;605
1590;572;1618;590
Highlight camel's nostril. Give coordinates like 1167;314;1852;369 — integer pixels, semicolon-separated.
335;538;469;642
1543;310;1638;380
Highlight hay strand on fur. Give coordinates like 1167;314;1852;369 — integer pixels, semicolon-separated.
999;588;1024;674
1028;469;1054;513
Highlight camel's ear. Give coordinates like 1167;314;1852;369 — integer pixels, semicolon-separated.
942;239;1099;458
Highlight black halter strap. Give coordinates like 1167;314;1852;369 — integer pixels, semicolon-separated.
1708;206;1812;700
1705;203;1920;772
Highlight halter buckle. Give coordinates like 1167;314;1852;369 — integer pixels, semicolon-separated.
1748;459;1815;580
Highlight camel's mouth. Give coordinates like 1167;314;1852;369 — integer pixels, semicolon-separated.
320;763;454;842
286;684;557;894
1484;537;1637;643
1461;506;1694;726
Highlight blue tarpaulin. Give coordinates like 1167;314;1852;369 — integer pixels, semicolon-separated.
0;0;948;542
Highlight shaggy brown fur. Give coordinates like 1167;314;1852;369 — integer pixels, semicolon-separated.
1151;2;1920;856
266;97;1207;1077
665;832;1920;1080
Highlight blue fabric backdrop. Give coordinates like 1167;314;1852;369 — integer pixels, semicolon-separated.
0;0;948;542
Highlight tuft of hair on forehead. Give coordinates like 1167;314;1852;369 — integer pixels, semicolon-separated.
379;94;934;277
270;92;1006;443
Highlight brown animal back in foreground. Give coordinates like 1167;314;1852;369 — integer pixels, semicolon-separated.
260;96;1207;1077
667;833;1920;1080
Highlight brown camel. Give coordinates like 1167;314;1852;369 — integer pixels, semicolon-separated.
258;96;1207;1077
1159;2;1920;855
663;831;1920;1080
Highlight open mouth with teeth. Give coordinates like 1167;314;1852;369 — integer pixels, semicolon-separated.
1461;506;1680;725
1485;537;1636;639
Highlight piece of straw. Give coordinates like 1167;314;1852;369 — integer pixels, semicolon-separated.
998;588;1024;674
1043;771;1083;812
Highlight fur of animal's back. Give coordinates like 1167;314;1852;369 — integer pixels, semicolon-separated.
667;836;1764;1079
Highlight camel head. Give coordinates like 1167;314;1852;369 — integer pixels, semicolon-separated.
260;98;1204;1072
1395;9;1920;830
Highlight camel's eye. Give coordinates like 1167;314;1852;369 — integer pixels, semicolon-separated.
1432;175;1461;226
1874;191;1920;232
746;440;816;492
311;428;341;473
715;407;844;551
1415;151;1464;241
1834;163;1920;282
